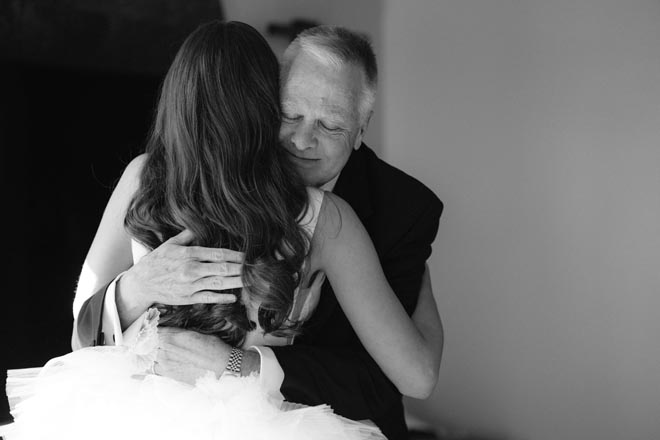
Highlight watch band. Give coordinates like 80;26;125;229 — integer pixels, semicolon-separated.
225;347;243;376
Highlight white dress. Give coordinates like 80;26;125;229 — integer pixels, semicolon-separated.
1;188;385;440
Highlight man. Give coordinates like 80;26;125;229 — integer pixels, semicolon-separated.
75;26;443;439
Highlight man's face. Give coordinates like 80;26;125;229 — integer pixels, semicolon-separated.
280;51;368;187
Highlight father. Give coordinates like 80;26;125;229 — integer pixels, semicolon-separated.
74;26;443;440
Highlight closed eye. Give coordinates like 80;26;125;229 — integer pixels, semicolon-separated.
282;113;301;122
319;121;343;132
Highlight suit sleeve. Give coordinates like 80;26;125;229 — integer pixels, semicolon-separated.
71;284;108;349
271;197;443;421
382;198;443;315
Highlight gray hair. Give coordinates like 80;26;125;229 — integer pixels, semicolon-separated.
282;25;378;124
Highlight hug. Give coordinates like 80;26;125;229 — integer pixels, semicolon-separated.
3;21;443;440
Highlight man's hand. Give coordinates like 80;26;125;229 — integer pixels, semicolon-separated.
116;230;245;329
154;327;260;384
154;327;231;384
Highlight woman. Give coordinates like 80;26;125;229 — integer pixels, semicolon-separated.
3;21;441;440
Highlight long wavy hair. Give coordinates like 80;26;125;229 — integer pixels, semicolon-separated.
124;21;310;347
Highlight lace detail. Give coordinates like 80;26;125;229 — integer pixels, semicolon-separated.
128;308;160;375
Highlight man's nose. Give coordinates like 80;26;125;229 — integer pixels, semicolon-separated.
290;122;316;151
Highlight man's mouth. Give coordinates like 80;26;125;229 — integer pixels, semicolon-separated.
286;151;319;162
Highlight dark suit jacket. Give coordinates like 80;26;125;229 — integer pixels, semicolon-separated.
75;144;443;440
270;144;443;439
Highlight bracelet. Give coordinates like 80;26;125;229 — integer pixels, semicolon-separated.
225;347;243;376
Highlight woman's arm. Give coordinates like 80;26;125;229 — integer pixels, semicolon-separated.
413;263;444;380
313;193;442;399
72;155;145;320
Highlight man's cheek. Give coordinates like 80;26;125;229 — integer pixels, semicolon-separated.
279;125;294;142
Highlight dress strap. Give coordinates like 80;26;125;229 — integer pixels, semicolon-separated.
286;187;326;330
298;186;325;239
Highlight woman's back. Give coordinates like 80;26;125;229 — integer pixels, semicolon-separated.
123;21;313;347
127;185;326;348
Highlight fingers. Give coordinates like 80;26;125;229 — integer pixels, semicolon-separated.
157;339;187;356
153;341;216;384
156;328;194;353
192;262;243;278
153;350;195;383
185;246;245;263
192;275;244;292
188;290;238;305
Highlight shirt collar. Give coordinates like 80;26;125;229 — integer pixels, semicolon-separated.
319;174;340;192
328;144;374;222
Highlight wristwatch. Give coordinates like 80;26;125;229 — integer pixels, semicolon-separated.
224;347;243;377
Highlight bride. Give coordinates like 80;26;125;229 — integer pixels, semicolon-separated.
2;21;441;440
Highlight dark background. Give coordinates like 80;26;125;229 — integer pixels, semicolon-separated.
0;0;224;423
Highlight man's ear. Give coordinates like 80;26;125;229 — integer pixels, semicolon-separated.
354;110;373;150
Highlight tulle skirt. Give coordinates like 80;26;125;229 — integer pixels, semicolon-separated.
1;311;384;440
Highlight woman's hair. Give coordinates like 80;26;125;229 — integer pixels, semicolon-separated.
125;21;310;347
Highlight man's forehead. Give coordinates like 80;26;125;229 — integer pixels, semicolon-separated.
282;79;357;116
282;93;355;122
283;90;349;109
284;53;362;95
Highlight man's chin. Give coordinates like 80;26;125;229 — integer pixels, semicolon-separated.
295;169;324;188
298;172;318;187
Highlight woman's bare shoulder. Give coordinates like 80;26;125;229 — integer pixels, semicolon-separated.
115;153;148;193
123;153;148;180
319;192;360;232
310;191;366;259
96;153;148;214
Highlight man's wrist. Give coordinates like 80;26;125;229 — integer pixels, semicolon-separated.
240;349;261;377
115;271;150;330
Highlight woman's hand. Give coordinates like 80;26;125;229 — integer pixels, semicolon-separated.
116;230;244;330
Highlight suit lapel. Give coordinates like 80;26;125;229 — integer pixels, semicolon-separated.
333;144;374;223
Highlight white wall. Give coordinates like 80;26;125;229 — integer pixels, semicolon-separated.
382;1;660;439
222;0;383;151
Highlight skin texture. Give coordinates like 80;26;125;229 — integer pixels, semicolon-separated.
116;229;244;331
279;50;370;187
